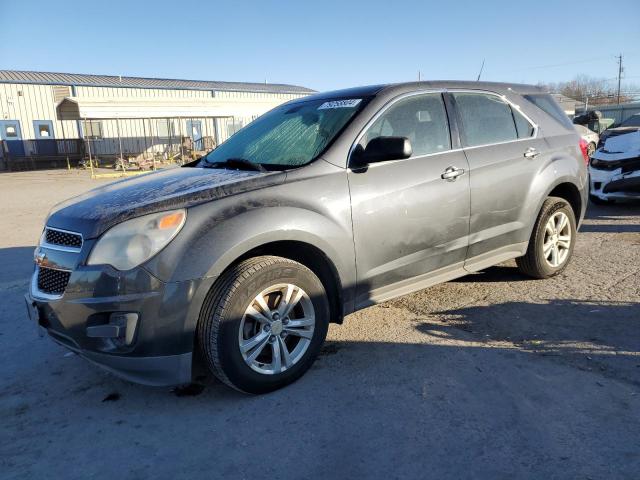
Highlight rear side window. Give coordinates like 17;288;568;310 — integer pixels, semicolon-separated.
524;94;574;130
363;93;451;156
453;93;518;147
513;108;535;138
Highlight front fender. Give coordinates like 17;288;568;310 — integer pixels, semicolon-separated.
145;201;355;291
201;207;352;282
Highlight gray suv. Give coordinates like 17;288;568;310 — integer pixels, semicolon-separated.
25;82;588;393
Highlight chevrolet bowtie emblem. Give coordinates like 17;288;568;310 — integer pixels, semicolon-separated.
35;250;48;267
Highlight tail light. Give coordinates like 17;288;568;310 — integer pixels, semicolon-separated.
579;139;590;165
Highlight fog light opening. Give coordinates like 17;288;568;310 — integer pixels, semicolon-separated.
86;312;139;347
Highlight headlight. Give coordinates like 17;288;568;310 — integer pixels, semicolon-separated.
88;209;186;270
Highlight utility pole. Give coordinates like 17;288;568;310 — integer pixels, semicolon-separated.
418;70;422;81
616;54;623;105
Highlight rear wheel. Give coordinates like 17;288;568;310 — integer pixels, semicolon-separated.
516;197;576;279
197;256;329;394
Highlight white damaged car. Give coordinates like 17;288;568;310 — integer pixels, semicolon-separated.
575;124;599;157
589;130;640;204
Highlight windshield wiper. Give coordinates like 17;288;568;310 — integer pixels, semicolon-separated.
202;157;267;172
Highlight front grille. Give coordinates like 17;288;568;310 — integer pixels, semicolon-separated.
37;267;71;295
44;228;82;249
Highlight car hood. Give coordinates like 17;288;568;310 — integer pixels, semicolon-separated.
601;126;640;140
593;130;640;162
46;166;286;238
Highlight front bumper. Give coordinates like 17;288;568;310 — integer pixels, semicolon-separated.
26;263;213;386
589;166;640;201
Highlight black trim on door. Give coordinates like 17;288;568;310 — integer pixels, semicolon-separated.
442;93;462;151
443;93;465;150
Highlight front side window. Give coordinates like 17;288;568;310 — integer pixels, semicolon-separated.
453;93;519;147
202;97;369;168
362;93;451;156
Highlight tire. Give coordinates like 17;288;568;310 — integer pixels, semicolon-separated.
589;194;614;205
197;256;329;394
516;197;577;279
587;142;596;158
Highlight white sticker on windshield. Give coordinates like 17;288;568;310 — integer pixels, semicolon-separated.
318;99;362;110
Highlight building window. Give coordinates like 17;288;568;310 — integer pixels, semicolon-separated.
227;118;244;137
38;124;51;137
156;119;175;138
82;120;103;139
52;85;71;104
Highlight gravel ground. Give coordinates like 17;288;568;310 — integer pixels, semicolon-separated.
1;170;639;479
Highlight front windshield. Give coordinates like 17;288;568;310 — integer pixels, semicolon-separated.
621;115;640;127
202;97;368;168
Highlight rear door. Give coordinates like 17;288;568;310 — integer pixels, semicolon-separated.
448;92;545;267
348;92;470;305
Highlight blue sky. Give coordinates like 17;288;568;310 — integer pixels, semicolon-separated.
1;0;639;92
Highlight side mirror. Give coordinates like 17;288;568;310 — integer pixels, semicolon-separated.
355;136;412;167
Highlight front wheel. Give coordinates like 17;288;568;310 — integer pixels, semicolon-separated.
516;197;577;279
197;256;329;394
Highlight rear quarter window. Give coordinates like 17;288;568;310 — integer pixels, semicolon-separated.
524;94;575;130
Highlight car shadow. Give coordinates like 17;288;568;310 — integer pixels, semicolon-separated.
414;298;640;386
450;265;528;283
580;223;640;233
580;203;640;233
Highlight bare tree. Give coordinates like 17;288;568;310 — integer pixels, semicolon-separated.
538;75;635;105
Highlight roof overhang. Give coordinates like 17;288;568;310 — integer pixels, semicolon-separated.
56;96;283;120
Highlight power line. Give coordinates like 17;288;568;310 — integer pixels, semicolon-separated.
511;55;614;72
508;50;640;73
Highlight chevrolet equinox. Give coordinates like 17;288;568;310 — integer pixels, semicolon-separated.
25;82;588;393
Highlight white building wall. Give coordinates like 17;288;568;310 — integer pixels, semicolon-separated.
0;81;308;158
0;83;80;146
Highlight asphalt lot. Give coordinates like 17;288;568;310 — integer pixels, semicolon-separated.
1;170;639;479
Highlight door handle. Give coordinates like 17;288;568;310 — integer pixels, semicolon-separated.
524;147;540;158
441;166;465;181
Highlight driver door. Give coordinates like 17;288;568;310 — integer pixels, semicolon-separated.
347;92;470;306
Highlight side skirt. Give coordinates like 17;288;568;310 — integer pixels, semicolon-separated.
353;241;528;310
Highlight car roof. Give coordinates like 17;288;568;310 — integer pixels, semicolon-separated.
291;81;545;105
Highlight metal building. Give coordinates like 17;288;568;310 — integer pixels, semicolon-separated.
0;70;313;170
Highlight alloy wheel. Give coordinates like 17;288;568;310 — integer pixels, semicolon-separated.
238;283;315;375
542;211;571;268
